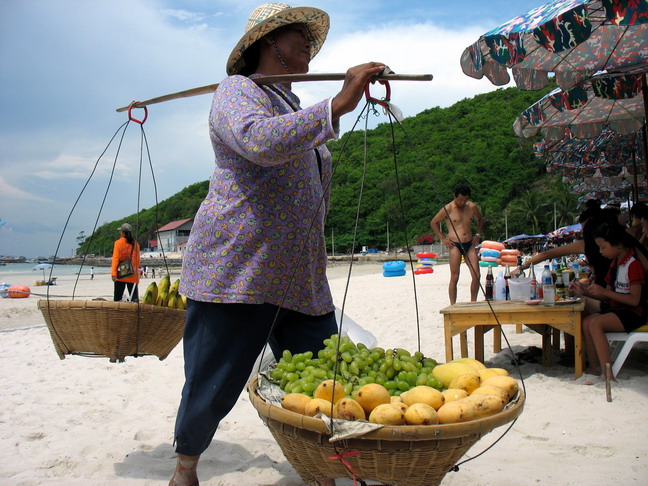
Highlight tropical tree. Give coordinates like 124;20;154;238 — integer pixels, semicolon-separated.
507;190;548;235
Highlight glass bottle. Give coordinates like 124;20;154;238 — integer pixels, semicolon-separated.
485;266;494;301
529;264;537;300
504;265;511;300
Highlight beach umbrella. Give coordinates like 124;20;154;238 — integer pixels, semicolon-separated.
513;72;645;140
460;0;648;92
33;263;53;280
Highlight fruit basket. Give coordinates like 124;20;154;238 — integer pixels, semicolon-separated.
38;299;185;362
248;376;525;486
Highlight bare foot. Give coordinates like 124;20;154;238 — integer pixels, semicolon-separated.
169;455;200;486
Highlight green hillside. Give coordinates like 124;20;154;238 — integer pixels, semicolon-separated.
80;83;578;255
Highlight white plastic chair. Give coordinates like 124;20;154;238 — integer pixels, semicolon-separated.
606;323;648;376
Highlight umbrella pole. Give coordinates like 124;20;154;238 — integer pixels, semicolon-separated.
632;148;639;203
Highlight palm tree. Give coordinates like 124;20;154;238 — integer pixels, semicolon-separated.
508;190;548;235
548;183;580;228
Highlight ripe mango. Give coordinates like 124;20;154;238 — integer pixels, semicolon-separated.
482;376;519;400
333;397;366;421
304;398;333;417
441;388;469;403
449;373;481;395
437;400;475;424
432;363;478;389
314;380;346;404
449;357;486;371
470;385;509;402
461;394;506;419
404;403;439;425
354;384;391;415
281;393;312;414
368;403;406;425
400;386;445;410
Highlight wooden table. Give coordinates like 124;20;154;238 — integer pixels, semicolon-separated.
439;300;585;378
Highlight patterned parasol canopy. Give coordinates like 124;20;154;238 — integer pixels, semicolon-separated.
460;0;648;91
513;72;645;140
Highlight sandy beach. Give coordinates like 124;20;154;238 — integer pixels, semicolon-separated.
1;262;646;485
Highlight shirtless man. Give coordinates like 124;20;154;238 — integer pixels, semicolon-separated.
431;184;484;304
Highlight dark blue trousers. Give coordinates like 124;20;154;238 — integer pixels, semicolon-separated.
173;300;337;456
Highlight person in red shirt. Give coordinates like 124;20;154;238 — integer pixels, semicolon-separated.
578;222;646;379
111;223;140;302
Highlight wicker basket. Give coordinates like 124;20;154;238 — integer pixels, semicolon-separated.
249;376;525;486
38;299;186;362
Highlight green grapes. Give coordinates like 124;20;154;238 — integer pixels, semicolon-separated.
268;334;441;398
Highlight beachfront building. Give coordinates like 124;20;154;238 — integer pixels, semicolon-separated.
156;218;193;253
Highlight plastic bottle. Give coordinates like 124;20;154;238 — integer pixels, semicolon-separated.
504;265;511;300
485;266;494;301
542;264;555;306
529;264;537;300
494;271;507;301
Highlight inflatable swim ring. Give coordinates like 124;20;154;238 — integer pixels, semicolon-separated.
383;261;406;272
416;252;437;260
499;254;518;264
500;249;521;256
417;259;437;266
481;240;505;251
414;267;434;275
480;256;498;262
383;269;406;277
7;285;30;298
479;261;498;267
479;249;501;258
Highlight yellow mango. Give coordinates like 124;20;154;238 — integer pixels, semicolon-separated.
432;363;478;388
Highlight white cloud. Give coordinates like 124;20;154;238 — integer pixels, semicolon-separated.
0;176;51;203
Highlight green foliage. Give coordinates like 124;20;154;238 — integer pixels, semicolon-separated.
82;83;578;255
78;180;209;256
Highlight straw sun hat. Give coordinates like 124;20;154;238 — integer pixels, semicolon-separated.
226;3;330;75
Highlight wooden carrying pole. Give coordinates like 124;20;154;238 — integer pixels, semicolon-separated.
116;73;433;112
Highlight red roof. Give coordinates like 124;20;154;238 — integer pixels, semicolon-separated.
148;239;158;247
157;218;193;233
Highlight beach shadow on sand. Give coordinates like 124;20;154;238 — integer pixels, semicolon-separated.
113;439;307;484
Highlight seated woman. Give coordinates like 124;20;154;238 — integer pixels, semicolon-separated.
572;222;647;379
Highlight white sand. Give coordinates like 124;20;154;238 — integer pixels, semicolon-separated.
1;263;647;485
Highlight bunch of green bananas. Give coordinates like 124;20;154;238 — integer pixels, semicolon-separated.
141;275;187;310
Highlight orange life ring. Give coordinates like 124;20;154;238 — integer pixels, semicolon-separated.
481;240;505;251
500;249;521;256
7;285;30;298
416;252;437;259
414;267;434;275
499;254;518;263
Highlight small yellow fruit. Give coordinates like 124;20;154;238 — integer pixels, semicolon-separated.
449;373;481;395
400;386;445;410
314;380;346;404
449;357;486;371
432;363;478;388
482;376;519;400
437;401;475;424
333;397;366;421
390;396;402;403
355;384;391;415
304;398;333;417
470;385;509;402
391;401;408;412
477;369;501;381
368;403;406;425
404;403;439;425
441;388;469;403
461;394;506;419
281;393;312;414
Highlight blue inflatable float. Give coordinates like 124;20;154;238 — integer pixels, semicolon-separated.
382;261;406;277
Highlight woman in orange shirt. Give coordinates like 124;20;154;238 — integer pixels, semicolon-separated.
111;223;140;302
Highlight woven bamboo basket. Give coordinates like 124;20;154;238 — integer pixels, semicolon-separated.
249;376;525;486
38;299;186;362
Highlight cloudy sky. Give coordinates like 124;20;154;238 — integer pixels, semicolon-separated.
0;0;544;258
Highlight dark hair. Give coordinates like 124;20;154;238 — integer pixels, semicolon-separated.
592;221;634;247
578;199;602;223
630;202;648;220
454;184;471;197
122;230;135;246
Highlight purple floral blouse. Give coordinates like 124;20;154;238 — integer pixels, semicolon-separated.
179;75;337;315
